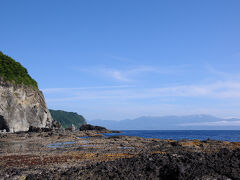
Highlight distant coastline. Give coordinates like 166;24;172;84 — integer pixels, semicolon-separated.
90;115;240;130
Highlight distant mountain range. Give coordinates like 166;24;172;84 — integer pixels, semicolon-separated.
89;115;240;130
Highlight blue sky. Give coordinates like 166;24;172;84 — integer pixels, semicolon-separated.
1;0;240;121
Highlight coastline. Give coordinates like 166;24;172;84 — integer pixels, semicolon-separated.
0;130;240;179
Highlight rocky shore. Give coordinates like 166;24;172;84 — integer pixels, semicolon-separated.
0;130;240;180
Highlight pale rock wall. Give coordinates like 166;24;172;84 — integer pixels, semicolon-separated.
0;80;54;132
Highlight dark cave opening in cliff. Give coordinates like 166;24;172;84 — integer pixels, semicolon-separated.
0;115;9;132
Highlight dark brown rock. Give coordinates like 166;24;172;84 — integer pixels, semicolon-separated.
79;124;107;131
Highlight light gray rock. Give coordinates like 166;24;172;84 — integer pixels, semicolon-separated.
0;80;54;132
72;124;76;131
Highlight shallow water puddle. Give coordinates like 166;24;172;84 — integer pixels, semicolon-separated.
118;147;135;149
77;136;90;139
47;141;75;148
82;144;97;147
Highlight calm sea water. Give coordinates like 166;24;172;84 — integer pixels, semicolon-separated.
103;130;240;142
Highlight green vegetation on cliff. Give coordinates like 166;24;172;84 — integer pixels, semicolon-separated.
49;109;87;129
0;51;38;88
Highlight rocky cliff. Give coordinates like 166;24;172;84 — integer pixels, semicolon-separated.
0;81;54;132
0;52;55;132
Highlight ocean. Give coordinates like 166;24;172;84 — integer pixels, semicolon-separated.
103;130;240;142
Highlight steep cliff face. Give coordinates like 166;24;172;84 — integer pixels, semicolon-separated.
0;52;54;132
0;80;54;132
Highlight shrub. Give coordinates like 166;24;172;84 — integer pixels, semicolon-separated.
0;51;38;88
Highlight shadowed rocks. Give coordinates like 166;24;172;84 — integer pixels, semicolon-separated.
0;115;9;132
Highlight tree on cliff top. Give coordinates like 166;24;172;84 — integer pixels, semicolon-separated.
0;51;38;88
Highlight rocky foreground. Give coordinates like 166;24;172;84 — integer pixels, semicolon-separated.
0;130;240;180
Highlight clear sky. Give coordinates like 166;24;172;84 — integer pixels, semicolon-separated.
1;0;240;120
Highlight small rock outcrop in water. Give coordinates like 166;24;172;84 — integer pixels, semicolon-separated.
49;109;86;129
0;52;55;132
79;124;107;131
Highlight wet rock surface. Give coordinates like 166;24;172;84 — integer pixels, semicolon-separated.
28;148;240;180
0;130;240;179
